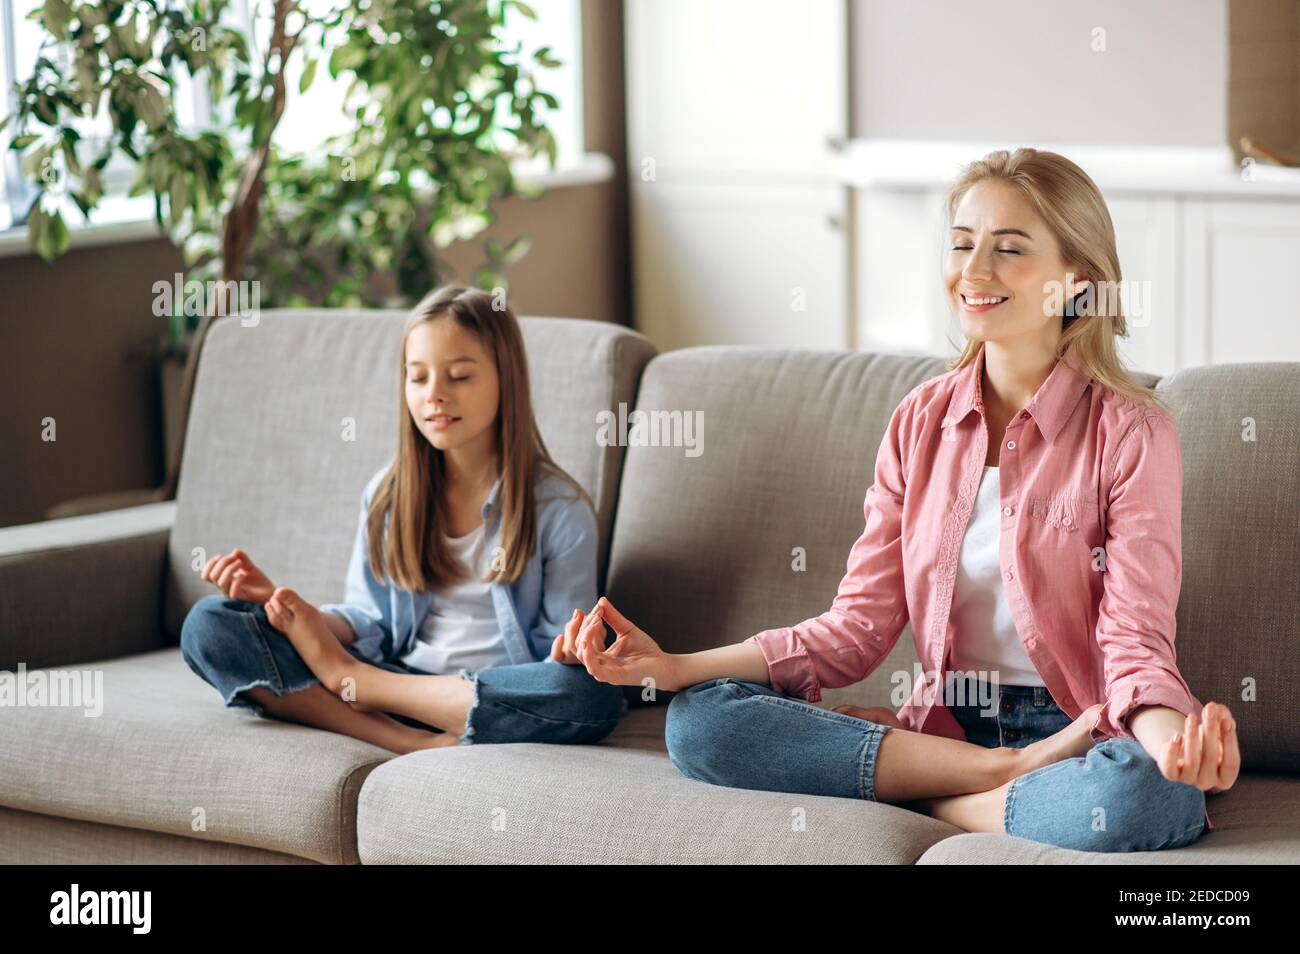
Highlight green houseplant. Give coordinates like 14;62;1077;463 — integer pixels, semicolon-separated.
5;0;562;500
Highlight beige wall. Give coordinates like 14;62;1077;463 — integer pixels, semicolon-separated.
1;0;629;528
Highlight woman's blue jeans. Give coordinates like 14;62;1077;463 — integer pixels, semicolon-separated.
664;675;1208;853
179;595;628;745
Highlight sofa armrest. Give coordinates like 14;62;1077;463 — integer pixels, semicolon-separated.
0;502;176;671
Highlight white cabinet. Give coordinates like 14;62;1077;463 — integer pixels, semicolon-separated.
625;0;849;351
632;182;848;350
1181;199;1300;367
854;188;950;356
1104;196;1180;376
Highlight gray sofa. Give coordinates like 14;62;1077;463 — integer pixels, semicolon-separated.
2;310;1297;864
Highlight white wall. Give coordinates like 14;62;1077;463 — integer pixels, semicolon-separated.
851;0;1228;146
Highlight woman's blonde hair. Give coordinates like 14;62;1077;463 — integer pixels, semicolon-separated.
366;286;593;592
944;147;1171;414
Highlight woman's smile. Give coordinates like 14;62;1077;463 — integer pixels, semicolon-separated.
961;293;1009;312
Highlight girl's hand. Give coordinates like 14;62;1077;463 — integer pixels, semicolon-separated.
1156;701;1240;793
201;548;276;604
549;608;589;665
575;597;682;692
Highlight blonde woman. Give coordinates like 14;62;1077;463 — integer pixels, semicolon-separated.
570;148;1239;853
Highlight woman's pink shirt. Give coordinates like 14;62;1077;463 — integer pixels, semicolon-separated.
747;341;1202;745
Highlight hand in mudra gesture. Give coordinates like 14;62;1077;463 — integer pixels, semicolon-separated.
574;597;683;693
1158;701;1240;794
202;548;276;604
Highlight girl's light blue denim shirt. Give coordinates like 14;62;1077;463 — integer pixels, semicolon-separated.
319;466;598;668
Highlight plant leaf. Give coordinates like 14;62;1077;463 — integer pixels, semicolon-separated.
299;55;318;95
30;204;70;262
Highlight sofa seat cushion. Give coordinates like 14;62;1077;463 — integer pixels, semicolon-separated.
0;805;318;864
356;703;961;863
0;649;390;864
917;773;1300;863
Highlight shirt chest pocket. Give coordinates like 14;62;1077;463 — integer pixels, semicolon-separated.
1026;492;1099;532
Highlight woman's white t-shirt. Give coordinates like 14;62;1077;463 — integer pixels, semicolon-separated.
949;465;1046;687
398;523;510;674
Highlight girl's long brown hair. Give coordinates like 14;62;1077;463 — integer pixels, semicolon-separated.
366;287;593;592
943;147;1172;415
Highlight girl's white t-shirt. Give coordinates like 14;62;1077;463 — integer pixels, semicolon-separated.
949;465;1046;687
398;522;510;674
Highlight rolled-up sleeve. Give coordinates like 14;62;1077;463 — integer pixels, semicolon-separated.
745;392;913;702
319;470;396;664
1091;411;1202;741
526;494;599;661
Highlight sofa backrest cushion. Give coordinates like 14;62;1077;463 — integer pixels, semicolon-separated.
604;347;950;715
1156;362;1300;772
163;310;655;638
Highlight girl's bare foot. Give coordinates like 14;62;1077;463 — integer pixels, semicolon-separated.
265;587;357;694
1010;703;1104;778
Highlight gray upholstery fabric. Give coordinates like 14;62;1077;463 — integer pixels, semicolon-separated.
0;503;175;671
355;704;959;863
0;650;388;864
1154;364;1300;772
163;311;656;638
605;347;951;718
0;805;316;864
918;773;1300;864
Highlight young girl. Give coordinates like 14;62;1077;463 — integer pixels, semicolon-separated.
180;286;628;754
570;148;1240;854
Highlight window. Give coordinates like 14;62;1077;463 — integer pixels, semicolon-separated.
0;0;584;235
261;0;584;167
1;0;43;230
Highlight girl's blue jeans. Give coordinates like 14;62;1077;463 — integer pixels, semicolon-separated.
180;595;628;745
664;674;1208;853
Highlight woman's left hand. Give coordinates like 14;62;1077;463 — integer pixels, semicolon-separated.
1156;701;1240;794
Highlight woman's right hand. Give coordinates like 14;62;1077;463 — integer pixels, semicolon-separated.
576;597;682;692
202;548;276;604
